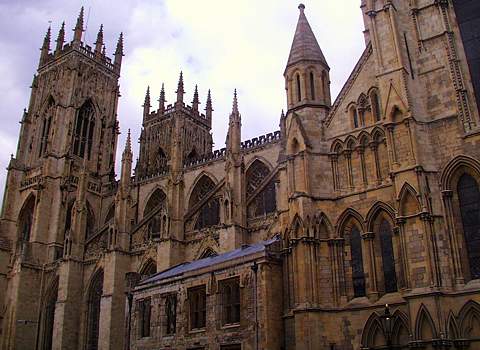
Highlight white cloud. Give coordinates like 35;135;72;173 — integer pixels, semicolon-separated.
0;0;365;199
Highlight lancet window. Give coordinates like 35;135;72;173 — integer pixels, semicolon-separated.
39;99;55;157
18;195;35;242
86;270;103;350
379;219;397;293
73;100;95;159
190;176;219;230
350;225;366;297
246;160;276;218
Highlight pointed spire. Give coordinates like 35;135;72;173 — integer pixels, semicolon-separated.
123;129;132;157
143;86;151;117
205;89;213;122
158;83;166;114
286;4;328;71
73;7;84;43
102;44;106;56
42;26;51;51
232;89;239;115
95;24;104;56
176;71;185;104
192;85;200;111
55;22;65;53
39;26;51;67
114;32;124;72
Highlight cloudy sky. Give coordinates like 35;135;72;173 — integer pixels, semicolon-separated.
0;0;365;196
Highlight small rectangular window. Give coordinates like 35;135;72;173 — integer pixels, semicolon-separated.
165;294;177;335
138;298;151;338
220;278;240;325
221;345;241;350
188;286;206;329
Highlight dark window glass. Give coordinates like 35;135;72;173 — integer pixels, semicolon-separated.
310;72;315;100
458;173;480;279
73;101;95;159
139;298;151;338
246;160;276;218
296;74;301;102
372;92;382;121
222;278;240;325
352;109;359;128
453;0;480;117
19;196;35;242
42;281;58;350
189;286;206;329
221;346;241;350
350;226;366;297
379;219;398;293
87;271;103;350
165;294;177;335
190;176;219;230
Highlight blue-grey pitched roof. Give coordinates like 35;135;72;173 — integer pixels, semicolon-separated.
138;237;280;286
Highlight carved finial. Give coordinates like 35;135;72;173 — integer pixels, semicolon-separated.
143;86;151;117
124;129;132;155
281;109;285;118
158;83;166;114
205;89;213;121
176;71;184;103
95;24;104;55
192;84;200;111
114;32;124;71
102;44;106;56
232;89;239;114
55;22;65;53
73;7;84;43
298;3;305;12
39;26;51;66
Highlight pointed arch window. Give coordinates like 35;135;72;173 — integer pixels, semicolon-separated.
371;90;382;122
73;100;95;159
246;160;276;218
458;174;480;280
296;74;301;102
190;176;219;230
39;99;55;157
86;271;103;350
379;219;397;293
352;108;359;129
18;196;35;242
144;189;167;238
310;72;315;100
350;225;366;297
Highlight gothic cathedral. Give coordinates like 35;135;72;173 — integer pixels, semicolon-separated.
1;1;480;349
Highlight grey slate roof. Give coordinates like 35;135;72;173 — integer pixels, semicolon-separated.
138;237;280;286
286;4;328;70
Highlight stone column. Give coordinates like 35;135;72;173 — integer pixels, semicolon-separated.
362;232;379;300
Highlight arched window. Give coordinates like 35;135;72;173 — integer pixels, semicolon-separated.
140;260;157;279
18;196;35;242
352;108;359;129
144;189;167;238
246;160;276;218
371;91;382;122
310;72;315;100
86;270;103;350
199;248;218;259
458;174;480;280
379;219;397;293
85;204;95;240
144;189;166;217
42;279;58;350
73;100;95;159
190;176;219;230
296;74;301;102
39;99;55;157
350;225;366;297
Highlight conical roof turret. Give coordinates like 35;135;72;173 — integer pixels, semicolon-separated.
286;4;328;71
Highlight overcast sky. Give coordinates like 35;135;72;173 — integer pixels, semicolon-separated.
0;0;365;195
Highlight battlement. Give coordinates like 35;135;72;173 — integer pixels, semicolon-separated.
183;148;226;168
143;102;210;127
39;42;118;73
241;131;281;151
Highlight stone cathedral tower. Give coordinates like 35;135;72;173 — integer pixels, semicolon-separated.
0;8;123;350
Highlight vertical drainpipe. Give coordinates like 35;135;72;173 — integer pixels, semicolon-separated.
251;261;259;350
